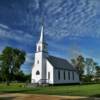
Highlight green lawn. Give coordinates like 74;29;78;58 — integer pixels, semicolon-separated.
0;83;100;97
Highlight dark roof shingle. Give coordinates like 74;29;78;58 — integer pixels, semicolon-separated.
47;55;76;71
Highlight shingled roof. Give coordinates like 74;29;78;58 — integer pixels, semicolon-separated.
47;55;76;71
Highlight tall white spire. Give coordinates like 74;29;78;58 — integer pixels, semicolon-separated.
39;25;44;43
36;21;48;53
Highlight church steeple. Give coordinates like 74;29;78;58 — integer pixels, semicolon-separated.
36;24;48;53
39;25;44;43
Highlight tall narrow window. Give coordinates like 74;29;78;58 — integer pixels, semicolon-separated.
58;71;60;80
48;72;50;80
68;71;70;80
72;72;74;80
64;71;66;80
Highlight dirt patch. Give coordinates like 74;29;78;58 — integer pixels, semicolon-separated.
0;93;99;100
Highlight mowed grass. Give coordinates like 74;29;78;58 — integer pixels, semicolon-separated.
0;83;100;97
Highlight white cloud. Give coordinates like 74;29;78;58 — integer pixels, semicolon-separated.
43;0;100;39
0;23;34;44
0;24;9;29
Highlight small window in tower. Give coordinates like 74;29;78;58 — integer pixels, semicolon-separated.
38;46;41;52
37;60;39;64
36;70;40;75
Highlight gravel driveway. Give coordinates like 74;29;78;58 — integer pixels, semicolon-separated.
0;93;99;100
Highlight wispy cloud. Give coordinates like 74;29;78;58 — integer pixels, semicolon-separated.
0;23;34;44
0;24;9;29
0;0;100;40
42;0;100;39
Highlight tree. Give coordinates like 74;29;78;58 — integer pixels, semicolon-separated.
71;55;85;80
96;66;100;76
15;71;25;82
0;47;26;85
14;71;31;82
0;61;2;82
84;58;98;82
95;66;100;81
85;58;97;76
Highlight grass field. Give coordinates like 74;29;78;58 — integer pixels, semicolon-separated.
0;83;100;97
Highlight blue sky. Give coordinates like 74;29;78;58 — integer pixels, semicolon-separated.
0;0;100;74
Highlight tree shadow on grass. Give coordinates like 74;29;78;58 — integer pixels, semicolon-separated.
0;88;41;94
90;94;100;98
0;96;15;100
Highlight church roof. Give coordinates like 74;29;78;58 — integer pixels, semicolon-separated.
47;55;76;71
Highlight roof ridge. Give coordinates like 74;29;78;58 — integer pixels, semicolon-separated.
49;55;67;61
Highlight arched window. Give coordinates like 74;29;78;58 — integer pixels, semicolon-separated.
36;70;40;75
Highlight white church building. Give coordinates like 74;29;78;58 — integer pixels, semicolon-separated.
31;26;80;84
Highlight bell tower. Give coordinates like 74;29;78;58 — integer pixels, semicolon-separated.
31;24;48;84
